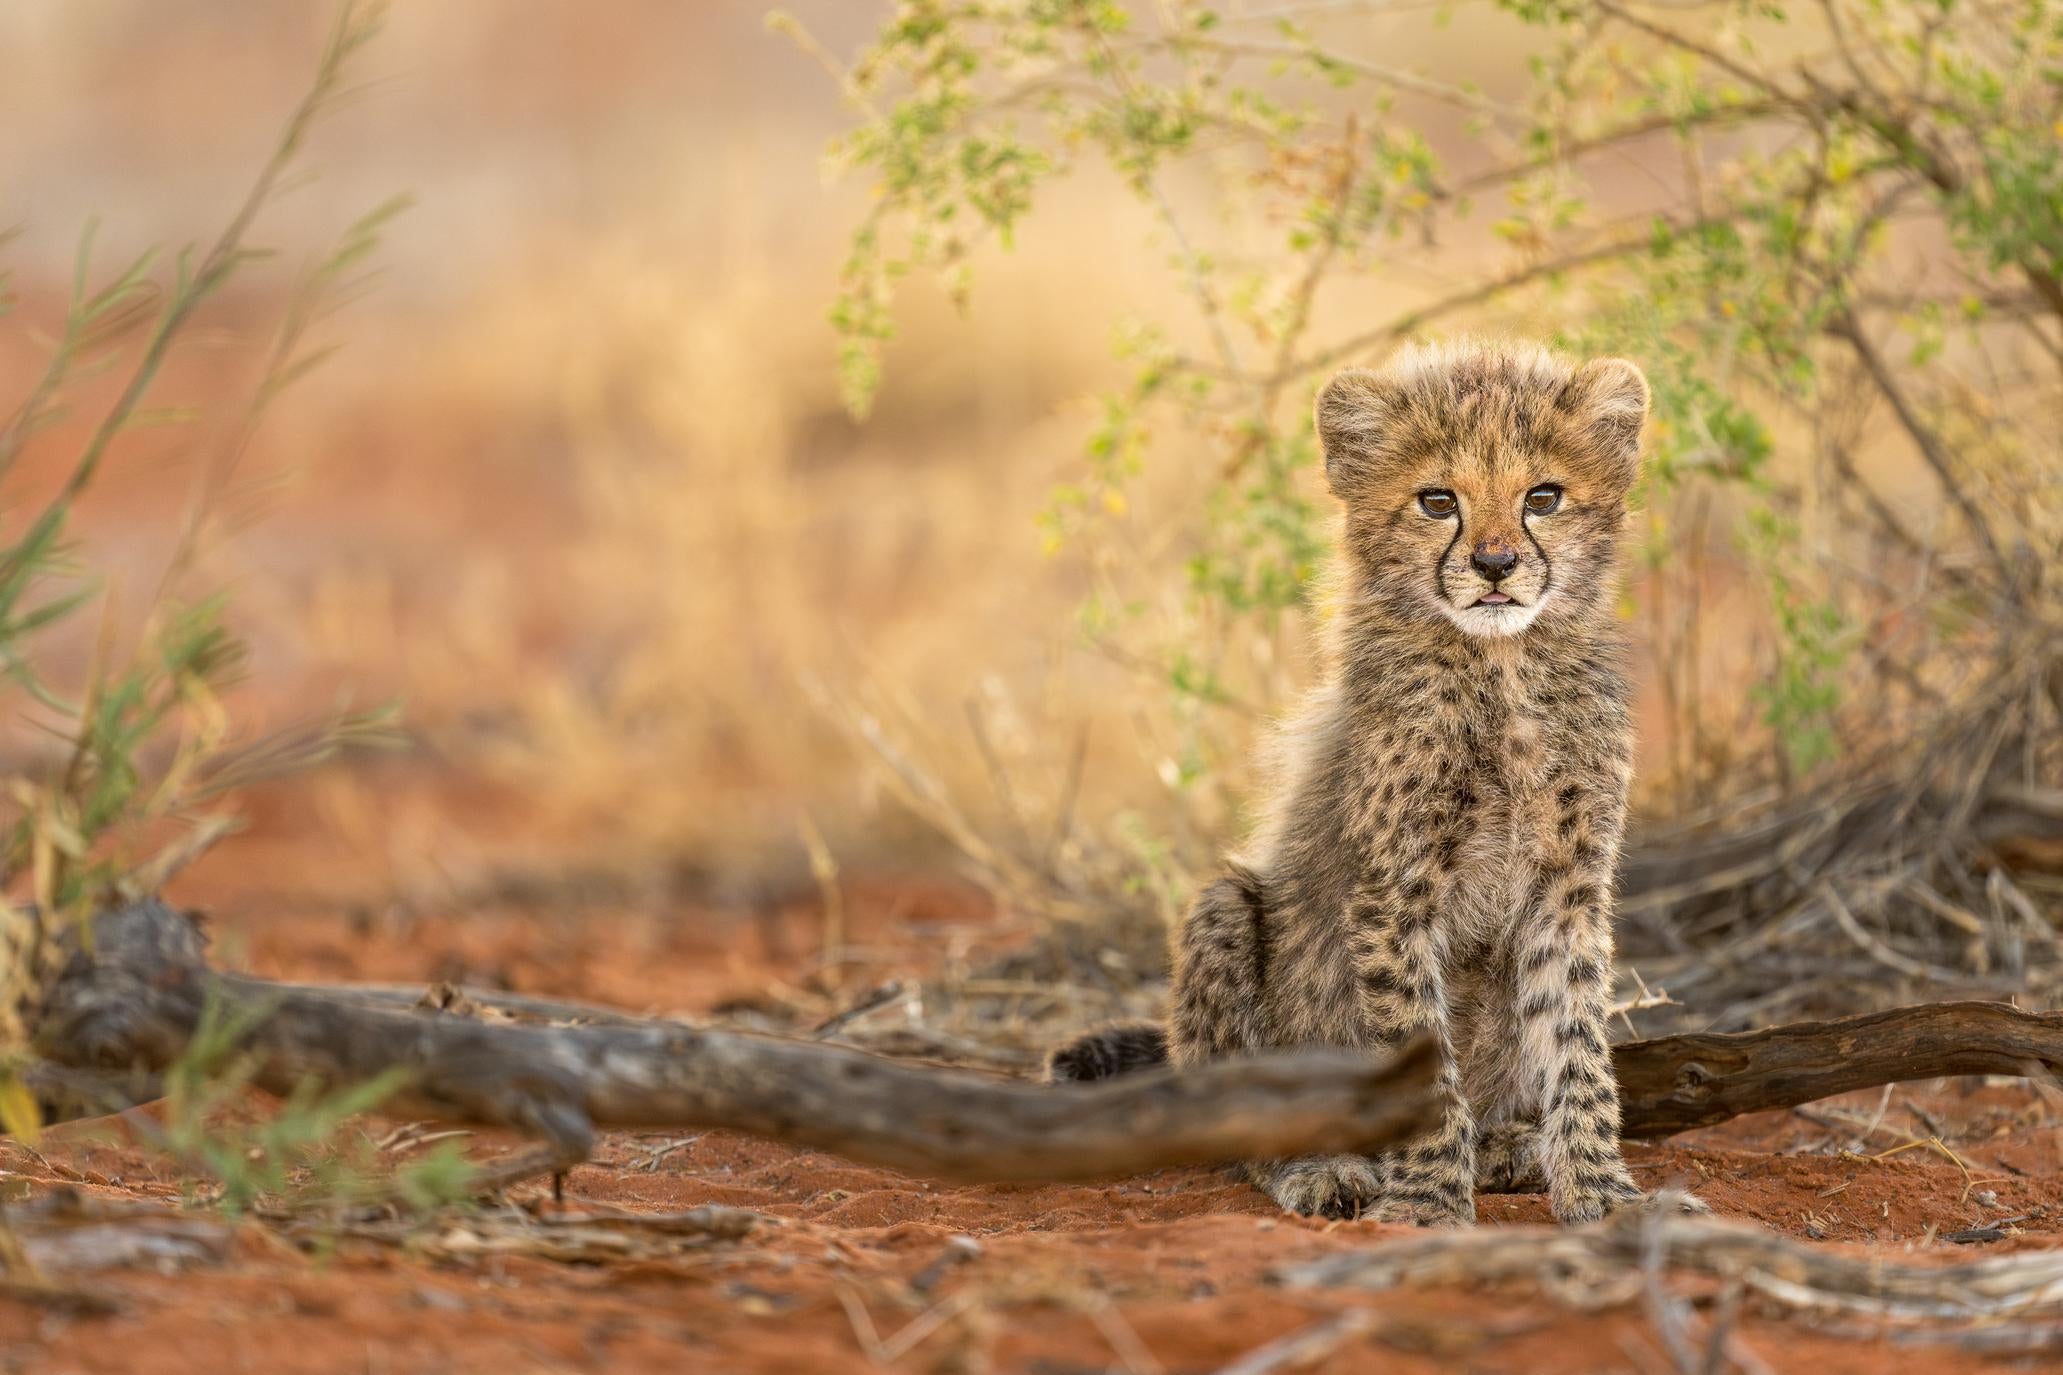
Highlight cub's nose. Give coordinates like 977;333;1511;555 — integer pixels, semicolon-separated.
1470;543;1519;582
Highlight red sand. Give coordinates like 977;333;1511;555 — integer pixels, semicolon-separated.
5;849;2061;1373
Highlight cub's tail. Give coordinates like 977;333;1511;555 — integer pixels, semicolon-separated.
1044;1021;1170;1082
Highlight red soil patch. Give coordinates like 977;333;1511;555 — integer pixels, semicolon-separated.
8;1111;2057;1374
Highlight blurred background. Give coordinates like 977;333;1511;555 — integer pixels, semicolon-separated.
0;4;1480;897
4;2;1135;906
2;2;2051;1019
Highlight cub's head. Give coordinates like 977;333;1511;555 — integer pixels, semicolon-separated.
1315;340;1647;639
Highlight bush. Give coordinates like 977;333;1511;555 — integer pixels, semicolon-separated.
786;0;2060;849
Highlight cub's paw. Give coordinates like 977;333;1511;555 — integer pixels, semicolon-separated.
1549;1165;1644;1225
1474;1120;1543;1194
1372;1186;1475;1229
1552;1173;1709;1225
1260;1155;1383;1220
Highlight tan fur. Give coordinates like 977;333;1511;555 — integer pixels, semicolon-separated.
1057;339;1705;1227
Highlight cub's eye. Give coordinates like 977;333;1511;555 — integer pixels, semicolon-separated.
1417;489;1458;518
1524;484;1563;515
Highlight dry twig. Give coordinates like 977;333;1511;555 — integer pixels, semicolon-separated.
1285;1201;2063;1326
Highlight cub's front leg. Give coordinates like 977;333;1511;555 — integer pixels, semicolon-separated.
1351;873;1476;1228
1514;882;1640;1219
1516;787;1703;1222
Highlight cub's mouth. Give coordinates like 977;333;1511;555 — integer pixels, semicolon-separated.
1474;592;1518;607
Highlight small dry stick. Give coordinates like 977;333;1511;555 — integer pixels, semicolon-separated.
797;809;846;976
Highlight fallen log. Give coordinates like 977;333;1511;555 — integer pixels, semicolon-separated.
23;902;2063;1174
1613;1000;2063;1138
40;997;2059;1148
23;899;1441;1183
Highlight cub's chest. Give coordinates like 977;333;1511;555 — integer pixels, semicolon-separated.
1439;661;1556;795
1443;678;1558;935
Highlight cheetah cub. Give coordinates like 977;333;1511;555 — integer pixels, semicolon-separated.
1050;339;1704;1227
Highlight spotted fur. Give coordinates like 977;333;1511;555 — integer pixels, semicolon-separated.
1068;340;1704;1226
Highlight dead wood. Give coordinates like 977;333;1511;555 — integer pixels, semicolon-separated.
305;1203;771;1264
1283;1199;2063;1323
290;980;666;1029
24;903;2063;1173
567;989;2063;1148
1614;1000;2063;1138
22;898;1442;1183
21;1062;163;1125
1;1192;232;1299
1612;652;2063;1035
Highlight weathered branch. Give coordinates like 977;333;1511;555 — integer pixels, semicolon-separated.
281;979;666;1029
24;899;1442;1183
26;903;2063;1167
1614;1000;2063;1138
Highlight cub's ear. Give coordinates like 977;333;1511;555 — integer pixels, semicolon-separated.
1560;357;1650;487
1315;368;1402;499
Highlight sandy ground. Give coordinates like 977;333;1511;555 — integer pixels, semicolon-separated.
5;830;2063;1375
